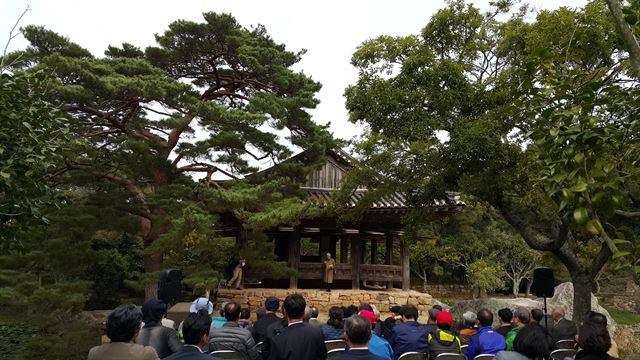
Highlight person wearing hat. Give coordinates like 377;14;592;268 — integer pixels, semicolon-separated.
178;297;214;340
427;311;461;359
467;309;506;360
379;306;402;340
251;296;281;344
359;310;393;360
136;298;183;358
324;253;336;292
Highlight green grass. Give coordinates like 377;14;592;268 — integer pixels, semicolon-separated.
606;307;640;326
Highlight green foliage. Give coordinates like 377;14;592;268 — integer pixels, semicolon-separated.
466;258;505;298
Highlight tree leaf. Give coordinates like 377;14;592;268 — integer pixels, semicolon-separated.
612;251;631;260
573;207;589;225
571;181;588;192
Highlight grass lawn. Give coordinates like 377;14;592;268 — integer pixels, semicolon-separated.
606;307;640;326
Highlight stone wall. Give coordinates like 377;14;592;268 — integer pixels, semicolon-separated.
216;288;434;322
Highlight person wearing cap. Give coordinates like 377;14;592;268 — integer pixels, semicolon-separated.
136;298;183;358
324;253;336;292
379;306;402;340
252;296;281;344
467;309;506;359
427;311;461;359
359;310;393;360
178;297;215;341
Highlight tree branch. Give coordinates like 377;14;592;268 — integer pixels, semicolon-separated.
614;209;640;219
605;0;640;77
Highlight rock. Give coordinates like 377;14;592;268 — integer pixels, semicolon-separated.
613;325;640;356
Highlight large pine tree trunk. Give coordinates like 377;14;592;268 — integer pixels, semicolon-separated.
142;216;164;300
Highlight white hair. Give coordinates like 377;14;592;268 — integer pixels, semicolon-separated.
463;311;477;323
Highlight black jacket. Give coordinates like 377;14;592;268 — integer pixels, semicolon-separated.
575;350;619;360
252;313;282;344
135;322;183;358
261;317;288;360
267;322;327;360
551;318;577;343
334;349;386;360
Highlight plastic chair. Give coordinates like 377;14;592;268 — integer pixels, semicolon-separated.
555;340;576;350
550;349;577;360
460;345;468;352
328;348;346;359
210;350;250;360
325;339;347;351
473;354;496;360
398;352;427;360
436;353;466;360
255;341;264;353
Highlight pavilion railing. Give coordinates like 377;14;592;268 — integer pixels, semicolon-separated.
298;262;352;280
359;264;402;282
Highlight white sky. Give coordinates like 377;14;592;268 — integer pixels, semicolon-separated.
2;0;587;142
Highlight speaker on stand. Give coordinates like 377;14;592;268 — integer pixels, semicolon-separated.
531;267;555;330
158;269;183;306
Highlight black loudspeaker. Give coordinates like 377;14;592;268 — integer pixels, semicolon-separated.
532;267;555;298
158;269;182;305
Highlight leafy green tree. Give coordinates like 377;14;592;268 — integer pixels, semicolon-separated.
344;0;639;317
5;13;333;298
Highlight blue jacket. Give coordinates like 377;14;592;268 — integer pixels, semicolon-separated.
388;322;429;360
466;326;506;359
367;333;394;360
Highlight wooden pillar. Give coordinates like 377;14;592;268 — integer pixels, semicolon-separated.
361;238;367;264
370;238;378;264
340;237;349;264
288;229;300;289
351;236;361;289
400;239;410;291
330;236;338;261
386;234;394;289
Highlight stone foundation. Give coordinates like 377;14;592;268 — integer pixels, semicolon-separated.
216;288;434;322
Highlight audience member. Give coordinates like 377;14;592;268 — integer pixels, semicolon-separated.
267;294;326;360
466;309;506;359
256;308;267;320
252;297;281;344
575;322;618;360
506;307;530;351
495;308;514;337
388;305;428;360
136;299;182;358
425;307;440;334
179;297;214;341
211;302;228;330
459;311;478;344
334;315;386;360
88;304;159;360
428;311;462;359
530;309;544;326
209;301;259;360
304;305;313;322
495;324;551;360
309;306;322;328
370;305;383;335
581;311;619;359
360;310;394;360
238;308;252;330
164;310;218;360
551;305;577;343
345;305;359;318
322;306;346;340
379;306;402;340
432;305;443;311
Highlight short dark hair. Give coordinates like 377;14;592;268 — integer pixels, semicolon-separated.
432;305;443;311
224;302;241;321
498;308;513;323
344;305;358;318
284;294;306;319
477;309;493;327
240;308;250;320
183;310;212;345
428;308;440;321
310;306;319;318
106;304;142;342
582;311;608;328
531;309;544;322
358;303;373;312
513;324;551;359
327;306;345;328
256;308;266;320
345;315;372;345
437;322;452;331
577;323;611;354
401;305;418;320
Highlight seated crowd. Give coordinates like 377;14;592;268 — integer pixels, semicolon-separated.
89;294;616;360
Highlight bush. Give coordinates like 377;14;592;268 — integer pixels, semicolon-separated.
467;258;505;298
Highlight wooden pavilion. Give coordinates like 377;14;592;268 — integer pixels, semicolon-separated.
237;149;464;291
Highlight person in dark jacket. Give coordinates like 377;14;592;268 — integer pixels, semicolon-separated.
424;308;440;335
428;311;461;360
466;309;506;359
252;297;281;344
267;294;327;360
379;306;402;340
321;306;345;340
550;305;577;343
164;311;220;360
495;308;514;337
209;301;259;360
495;324;551;360
136;298;183;358
575;321;619;360
388;305;428;360
334;315;386;360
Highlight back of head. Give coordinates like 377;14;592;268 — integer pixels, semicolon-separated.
107;304;143;342
240;308;250;320
463;311;477;327
303;306;312;322
265;296;280;312
513;307;530;325
183;310;213;346
345;315;372;346
358;303;374;312
498;308;513;323
477;309;493;327
401;305;419;321
577;323;611;355
370;304;380;320
513;324;551;359
552;305;566;321
310;306;319;318
531;309;544;322
328;306;345;328
432;305;443;311
436;311;454;331
142;298;166;324
428;308;441;322
284;293;306;320
256;308;267;320
224;302;241;322
582;311;607;328
344;305;358;318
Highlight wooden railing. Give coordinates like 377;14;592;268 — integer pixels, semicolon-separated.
359;264;402;282
298;262;352;280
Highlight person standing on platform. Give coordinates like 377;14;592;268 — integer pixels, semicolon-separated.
228;259;246;290
324;253;336;292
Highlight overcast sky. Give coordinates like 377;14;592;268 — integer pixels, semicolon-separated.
3;0;589;141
